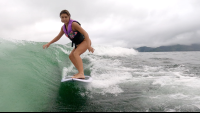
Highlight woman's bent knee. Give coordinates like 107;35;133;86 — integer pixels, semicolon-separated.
69;53;74;59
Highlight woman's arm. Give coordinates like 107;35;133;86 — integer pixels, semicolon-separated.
43;27;64;49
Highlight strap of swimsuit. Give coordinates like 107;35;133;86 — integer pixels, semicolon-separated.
71;41;74;47
71;41;77;49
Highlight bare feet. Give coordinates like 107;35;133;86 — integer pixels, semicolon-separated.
72;73;85;79
72;74;77;78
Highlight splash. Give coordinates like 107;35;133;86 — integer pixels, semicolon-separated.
90;45;138;57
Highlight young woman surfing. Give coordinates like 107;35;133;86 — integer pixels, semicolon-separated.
43;10;94;79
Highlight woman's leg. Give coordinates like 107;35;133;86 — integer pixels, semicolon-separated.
72;40;88;79
69;48;79;76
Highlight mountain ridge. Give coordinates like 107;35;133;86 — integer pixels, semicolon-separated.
135;44;200;52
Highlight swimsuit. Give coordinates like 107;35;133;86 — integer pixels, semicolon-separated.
63;19;85;49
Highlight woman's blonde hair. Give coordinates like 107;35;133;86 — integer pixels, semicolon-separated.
60;10;71;17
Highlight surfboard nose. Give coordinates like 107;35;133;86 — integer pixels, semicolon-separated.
61;75;92;83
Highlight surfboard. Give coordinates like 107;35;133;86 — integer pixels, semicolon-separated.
61;75;92;83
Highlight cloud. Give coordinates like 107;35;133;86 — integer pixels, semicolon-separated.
0;0;200;48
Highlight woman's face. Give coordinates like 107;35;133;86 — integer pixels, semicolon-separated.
60;14;70;24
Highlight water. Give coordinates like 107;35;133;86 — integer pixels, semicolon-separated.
0;38;200;112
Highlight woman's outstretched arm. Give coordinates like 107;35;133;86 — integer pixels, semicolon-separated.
43;27;64;49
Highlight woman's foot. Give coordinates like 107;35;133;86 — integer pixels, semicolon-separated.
72;74;77;78
72;73;85;79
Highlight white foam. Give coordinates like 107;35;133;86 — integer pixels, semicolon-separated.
85;57;200;96
54;50;62;62
90;45;138;57
91;72;132;88
169;93;189;99
59;44;200;104
62;65;74;79
2;38;37;45
143;65;163;72
62;67;68;79
150;71;200;88
82;53;133;94
151;76;172;86
79;46;139;95
54;45;71;55
61;53;131;95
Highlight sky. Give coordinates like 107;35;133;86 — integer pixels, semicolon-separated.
0;0;200;48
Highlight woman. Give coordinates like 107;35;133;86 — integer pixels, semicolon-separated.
43;10;94;79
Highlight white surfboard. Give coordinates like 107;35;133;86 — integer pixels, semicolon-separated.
61;75;92;83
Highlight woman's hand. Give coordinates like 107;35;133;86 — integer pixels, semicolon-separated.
43;43;50;49
88;46;95;53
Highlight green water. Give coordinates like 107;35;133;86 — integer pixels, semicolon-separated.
0;39;67;111
1;38;200;112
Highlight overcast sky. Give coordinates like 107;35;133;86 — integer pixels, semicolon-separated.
0;0;200;48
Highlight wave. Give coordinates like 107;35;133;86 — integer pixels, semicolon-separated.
0;38;139;111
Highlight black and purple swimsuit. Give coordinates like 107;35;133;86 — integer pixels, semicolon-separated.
63;19;85;49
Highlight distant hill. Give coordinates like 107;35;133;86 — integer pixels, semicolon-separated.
136;44;200;52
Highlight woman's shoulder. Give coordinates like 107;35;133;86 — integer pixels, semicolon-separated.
61;25;64;29
72;21;81;27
